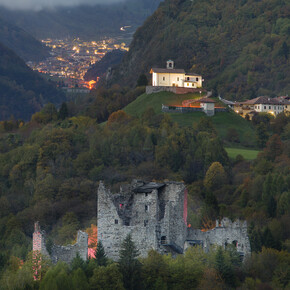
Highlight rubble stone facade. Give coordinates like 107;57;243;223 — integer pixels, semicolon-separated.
32;221;88;264
97;180;251;260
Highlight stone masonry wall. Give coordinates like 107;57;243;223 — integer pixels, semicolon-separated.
50;231;88;264
97;181;187;260
186;218;251;256
33;222;88;264
33;222;49;257
146;86;206;95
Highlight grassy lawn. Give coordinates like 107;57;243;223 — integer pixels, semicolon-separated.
225;147;260;160
124;91;204;116
123;92;256;146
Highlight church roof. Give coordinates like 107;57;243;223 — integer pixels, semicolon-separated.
241;96;290;105
185;73;202;76
150;68;185;74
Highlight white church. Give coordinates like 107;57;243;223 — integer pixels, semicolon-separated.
150;60;203;88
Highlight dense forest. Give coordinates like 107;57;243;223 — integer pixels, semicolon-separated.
0;82;289;288
110;0;290;99
0;42;65;121
0;17;49;61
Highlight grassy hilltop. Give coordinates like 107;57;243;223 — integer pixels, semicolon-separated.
124;91;256;148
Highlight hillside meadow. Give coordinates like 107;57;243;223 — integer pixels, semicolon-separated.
124;91;256;147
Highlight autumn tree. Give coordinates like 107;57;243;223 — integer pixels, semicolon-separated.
204;162;227;192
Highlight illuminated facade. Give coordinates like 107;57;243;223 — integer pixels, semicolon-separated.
150;60;203;88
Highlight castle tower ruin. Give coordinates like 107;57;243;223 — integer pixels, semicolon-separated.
97;180;187;260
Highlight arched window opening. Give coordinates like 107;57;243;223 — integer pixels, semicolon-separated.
161;236;167;245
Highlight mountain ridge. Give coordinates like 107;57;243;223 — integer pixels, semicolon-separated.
0;17;49;61
109;0;290;100
0;42;64;120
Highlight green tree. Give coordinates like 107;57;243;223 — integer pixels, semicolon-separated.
195;117;217;136
90;263;125;290
40;262;72;290
141;250;169;289
95;240;108;266
72;268;89;290
277;191;290;215
263;227;276;249
71;252;86;272
256;123;269;148
58;102;69;120
136;74;148;86
215;247;235;287
118;234;141;290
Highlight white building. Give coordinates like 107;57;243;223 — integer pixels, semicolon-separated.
230;96;290;118
150;60;203;88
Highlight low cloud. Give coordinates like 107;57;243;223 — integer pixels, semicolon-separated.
0;0;123;11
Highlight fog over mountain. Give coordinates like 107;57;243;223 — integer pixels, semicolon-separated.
0;0;162;39
0;0;123;11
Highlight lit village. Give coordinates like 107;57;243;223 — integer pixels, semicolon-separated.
27;37;129;90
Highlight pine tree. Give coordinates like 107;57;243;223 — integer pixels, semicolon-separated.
215;247;235;287
256;123;269;148
58;102;69;120
263;227;276;249
95;240;108;266
71;252;85;272
118;234;141;290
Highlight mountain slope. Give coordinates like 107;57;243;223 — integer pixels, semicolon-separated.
110;0;290;100
0;17;49;61
84;49;125;81
0;42;64;120
0;0;162;39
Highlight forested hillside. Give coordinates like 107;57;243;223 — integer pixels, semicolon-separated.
0;99;289;287
84;50;125;82
111;0;290;99
0;17;49;61
0;43;65;120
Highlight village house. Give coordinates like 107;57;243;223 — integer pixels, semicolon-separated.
221;96;290;118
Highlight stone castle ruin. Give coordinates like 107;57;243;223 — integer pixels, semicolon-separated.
98;180;251;260
33;179;250;264
33;222;88;264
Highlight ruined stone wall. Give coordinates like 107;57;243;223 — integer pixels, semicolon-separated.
158;182;187;252
98;181;251;260
50;231;88;264
186;218;251;256
33;222;88;264
32;222;49;257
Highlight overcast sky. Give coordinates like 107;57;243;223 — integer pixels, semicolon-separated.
0;0;123;10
